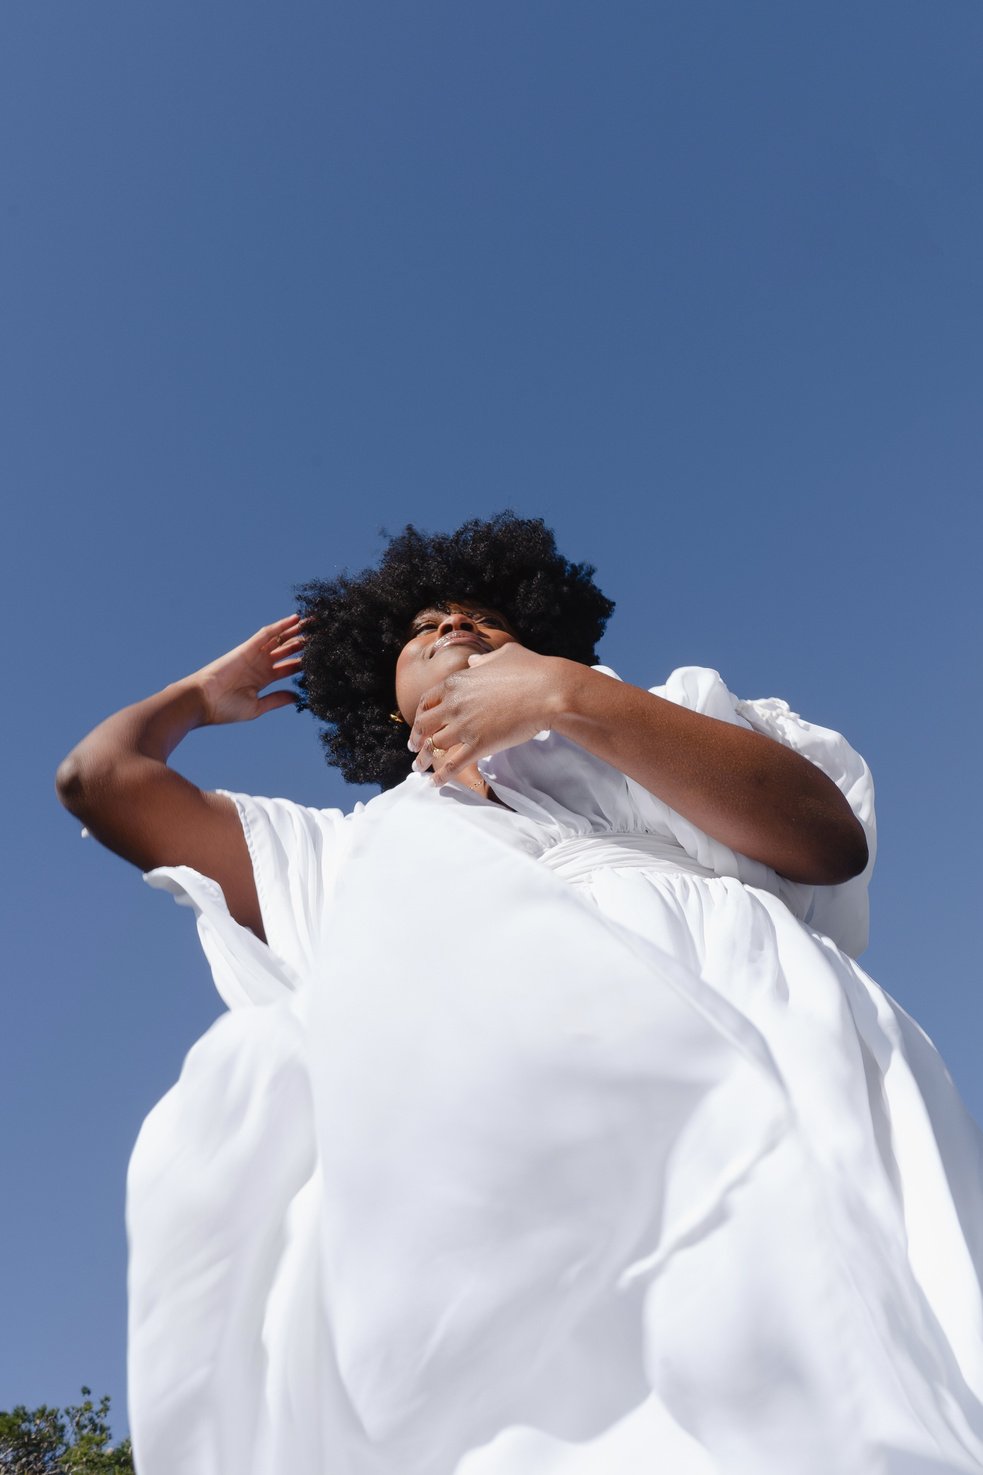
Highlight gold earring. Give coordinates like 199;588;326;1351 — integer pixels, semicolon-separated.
389;710;407;726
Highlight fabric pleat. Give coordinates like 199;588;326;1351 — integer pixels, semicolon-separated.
129;669;983;1474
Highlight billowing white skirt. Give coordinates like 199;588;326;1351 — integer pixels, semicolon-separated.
130;801;983;1474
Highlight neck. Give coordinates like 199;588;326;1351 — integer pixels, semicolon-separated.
453;762;501;803
455;762;487;793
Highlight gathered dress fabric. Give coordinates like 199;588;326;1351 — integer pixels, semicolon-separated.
129;667;983;1475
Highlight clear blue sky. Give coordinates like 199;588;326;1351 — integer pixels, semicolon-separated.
3;0;982;1436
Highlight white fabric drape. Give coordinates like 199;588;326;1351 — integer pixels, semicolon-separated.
128;668;983;1473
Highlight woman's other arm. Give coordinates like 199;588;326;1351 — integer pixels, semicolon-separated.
408;646;868;887
546;662;868;885
55;616;305;939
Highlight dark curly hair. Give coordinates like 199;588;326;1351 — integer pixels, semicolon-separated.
295;512;615;789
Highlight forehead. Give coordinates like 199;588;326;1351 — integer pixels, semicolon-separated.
409;598;506;619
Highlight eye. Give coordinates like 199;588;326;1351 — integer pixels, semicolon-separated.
412;620;438;635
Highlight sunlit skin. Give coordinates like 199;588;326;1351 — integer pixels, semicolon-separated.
394;601;520;797
55;605;869;945
401;600;868;886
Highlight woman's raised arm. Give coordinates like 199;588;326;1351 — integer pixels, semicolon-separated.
55;615;305;940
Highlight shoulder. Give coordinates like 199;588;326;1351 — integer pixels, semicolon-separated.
595;663;751;725
215;789;361;874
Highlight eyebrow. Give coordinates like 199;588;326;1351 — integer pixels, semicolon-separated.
409;604;503;623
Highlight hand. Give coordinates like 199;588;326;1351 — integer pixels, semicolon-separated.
408;644;567;783
191;614;306;725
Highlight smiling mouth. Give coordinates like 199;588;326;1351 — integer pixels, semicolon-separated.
429;633;490;657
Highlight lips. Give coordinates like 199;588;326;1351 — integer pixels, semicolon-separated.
429;633;490;658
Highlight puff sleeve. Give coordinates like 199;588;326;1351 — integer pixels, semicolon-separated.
143;792;354;1006
625;667;876;957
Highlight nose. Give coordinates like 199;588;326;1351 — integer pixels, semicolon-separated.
436;610;477;636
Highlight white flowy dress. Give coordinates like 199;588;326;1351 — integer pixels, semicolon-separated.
128;667;983;1475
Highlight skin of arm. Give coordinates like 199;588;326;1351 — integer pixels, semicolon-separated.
55;616;306;940
408;645;869;886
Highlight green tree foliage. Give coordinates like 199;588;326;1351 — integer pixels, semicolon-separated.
0;1389;133;1474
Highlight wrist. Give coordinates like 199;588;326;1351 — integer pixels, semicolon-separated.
543;657;592;727
167;675;214;728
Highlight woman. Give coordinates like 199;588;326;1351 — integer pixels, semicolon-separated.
57;514;983;1475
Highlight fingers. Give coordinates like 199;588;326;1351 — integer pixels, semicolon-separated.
258;614;307;651
410;728;454;773
257;688;300;716
258;620;305;691
264;613;305;637
409;726;476;784
431;742;473;786
260;619;307;676
407;685;446;754
270;635;305;669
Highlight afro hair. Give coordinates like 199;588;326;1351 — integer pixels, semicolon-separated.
295;512;615;789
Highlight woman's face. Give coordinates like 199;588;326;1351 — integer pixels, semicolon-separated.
394;600;518;723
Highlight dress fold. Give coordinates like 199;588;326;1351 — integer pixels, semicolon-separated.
129;668;983;1474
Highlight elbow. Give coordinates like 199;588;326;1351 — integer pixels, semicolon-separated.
55;747;106;819
841;820;870;882
774;806;868;888
56;749;79;803
55;750;88;815
806;816;869;887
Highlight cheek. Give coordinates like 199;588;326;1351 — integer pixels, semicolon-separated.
394;648;424;721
